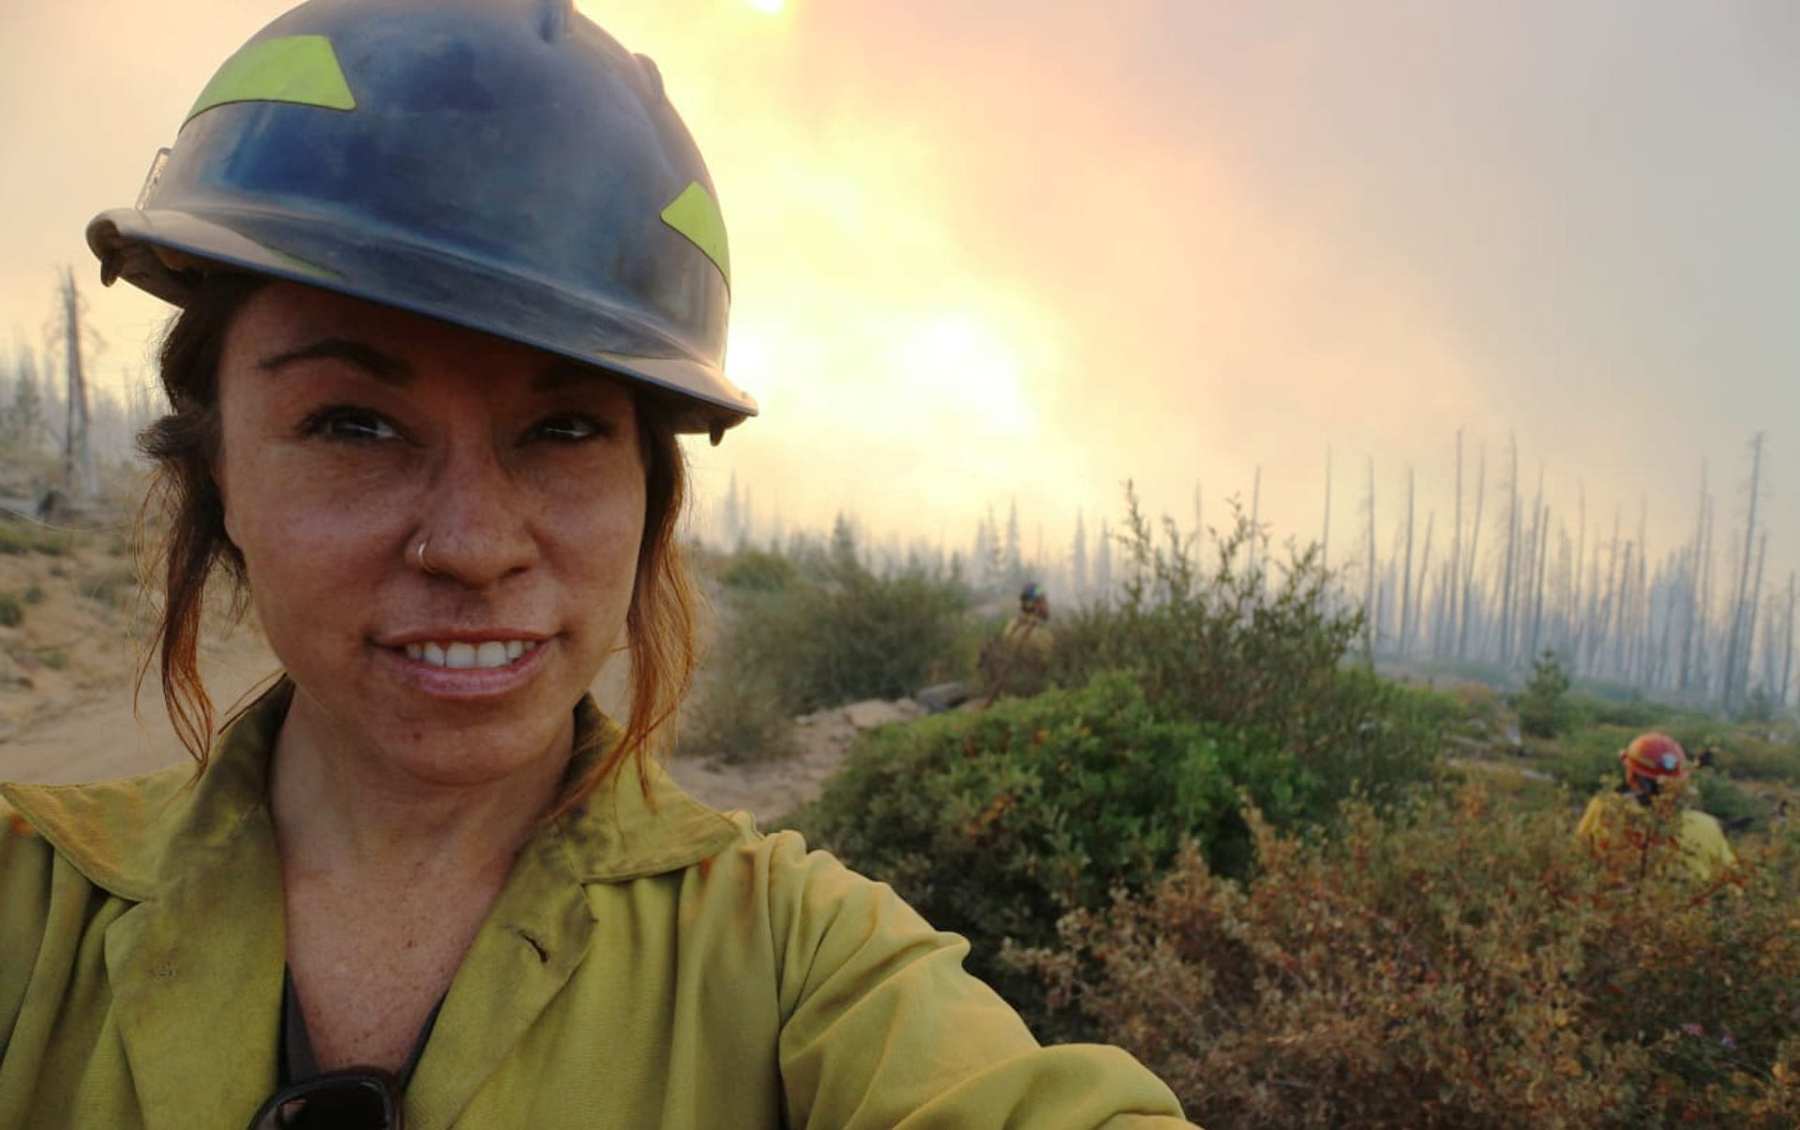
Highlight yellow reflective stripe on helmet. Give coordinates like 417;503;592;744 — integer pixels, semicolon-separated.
184;35;356;127
661;182;730;287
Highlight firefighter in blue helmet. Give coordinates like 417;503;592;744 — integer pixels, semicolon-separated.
2;2;1198;1127
980;581;1056;704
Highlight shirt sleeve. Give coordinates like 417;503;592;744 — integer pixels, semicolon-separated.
1574;795;1608;845
1680;811;1736;877
763;829;1197;1129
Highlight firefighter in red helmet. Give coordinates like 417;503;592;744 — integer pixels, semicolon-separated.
1576;732;1735;881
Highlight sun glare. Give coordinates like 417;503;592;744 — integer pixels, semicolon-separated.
898;314;1036;435
746;0;785;13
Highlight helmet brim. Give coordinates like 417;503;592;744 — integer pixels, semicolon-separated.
88;206;757;439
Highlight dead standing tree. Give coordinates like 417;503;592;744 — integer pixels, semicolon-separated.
55;267;97;499
1458;442;1486;661
1363;457;1377;662
1720;432;1766;711
1781;572;1796;709
1450;430;1463;656
1400;467;1415;656
1679;463;1709;694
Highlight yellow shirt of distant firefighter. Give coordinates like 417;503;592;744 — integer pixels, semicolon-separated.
1576;793;1736;881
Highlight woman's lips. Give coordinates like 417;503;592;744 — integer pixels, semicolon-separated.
378;635;554;699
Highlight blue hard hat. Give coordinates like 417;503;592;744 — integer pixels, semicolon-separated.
86;0;756;440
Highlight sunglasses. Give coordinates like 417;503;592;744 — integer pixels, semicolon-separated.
246;1069;403;1130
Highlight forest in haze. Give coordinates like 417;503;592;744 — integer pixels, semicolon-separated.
695;433;1797;720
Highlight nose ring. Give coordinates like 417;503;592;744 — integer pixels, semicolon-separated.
415;537;438;575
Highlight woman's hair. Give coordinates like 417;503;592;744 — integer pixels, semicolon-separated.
136;272;699;810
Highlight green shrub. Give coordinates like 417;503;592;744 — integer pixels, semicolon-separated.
1537;724;1639;791
1544;722;1800;791
726;537;970;712
22;585;44;605
678;647;796;764
1518;649;1574;737
1046;488;1441;823
720;549;799;593
39;649;67;671
1705;734;1800;785
0;522;72;557
1696;772;1763;832
681;535;971;758
1021;785;1800;1128
783;673;1243;1032
0;593;21;628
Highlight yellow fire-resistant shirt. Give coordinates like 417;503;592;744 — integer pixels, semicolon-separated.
1575;791;1736;882
1000;613;1055;658
0;681;1194;1129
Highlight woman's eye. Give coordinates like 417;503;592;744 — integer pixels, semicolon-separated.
300;407;400;442
532;415;609;443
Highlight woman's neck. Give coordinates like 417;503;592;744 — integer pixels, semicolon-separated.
268;691;571;891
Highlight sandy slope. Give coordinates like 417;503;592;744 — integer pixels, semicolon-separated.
2;623;279;785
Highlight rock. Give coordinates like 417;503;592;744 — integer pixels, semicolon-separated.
916;681;973;714
842;699;923;731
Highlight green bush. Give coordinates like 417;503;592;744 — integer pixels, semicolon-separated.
0;522;71;557
1705;734;1800;786
678;638;796;764
726;536;970;713
782;673;1243;1032
1518;649;1575;737
1047;488;1441;823
720;549;799;593
0;593;21;628
22;584;44;605
1020;786;1800;1128
1537;724;1639;791
1696;772;1763;832
680;535;971;759
1574;692;1675;730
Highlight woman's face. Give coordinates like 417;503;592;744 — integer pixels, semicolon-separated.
213;282;647;785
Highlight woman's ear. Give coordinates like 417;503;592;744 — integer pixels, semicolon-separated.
217;475;238;550
209;425;241;554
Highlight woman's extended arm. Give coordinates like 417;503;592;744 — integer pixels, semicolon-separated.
762;829;1197;1129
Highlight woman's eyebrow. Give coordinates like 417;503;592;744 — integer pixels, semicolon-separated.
257;338;412;384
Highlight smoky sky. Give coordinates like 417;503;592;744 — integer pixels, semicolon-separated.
2;0;1793;580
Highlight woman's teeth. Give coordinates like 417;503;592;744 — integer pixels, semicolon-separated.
403;640;539;669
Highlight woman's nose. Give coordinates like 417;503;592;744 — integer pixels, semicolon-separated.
412;444;537;587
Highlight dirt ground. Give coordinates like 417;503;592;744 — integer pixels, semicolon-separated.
0;523;897;824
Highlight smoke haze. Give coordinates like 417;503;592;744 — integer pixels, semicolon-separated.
2;0;1793;576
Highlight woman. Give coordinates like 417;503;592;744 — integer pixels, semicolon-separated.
0;1;1196;1127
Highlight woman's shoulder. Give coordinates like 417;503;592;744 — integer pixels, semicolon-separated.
596;770;922;954
0;763;195;903
676;800;887;906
